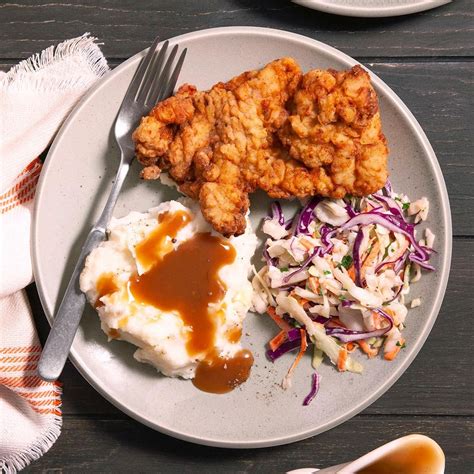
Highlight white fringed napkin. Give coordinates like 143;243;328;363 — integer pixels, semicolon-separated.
0;34;109;472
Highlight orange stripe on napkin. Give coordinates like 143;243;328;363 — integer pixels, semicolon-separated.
0;344;62;416
0;158;42;214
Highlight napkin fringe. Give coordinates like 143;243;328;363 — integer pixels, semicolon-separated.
1;33;109;92
0;384;62;474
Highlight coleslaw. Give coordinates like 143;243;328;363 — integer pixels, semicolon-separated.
252;181;435;405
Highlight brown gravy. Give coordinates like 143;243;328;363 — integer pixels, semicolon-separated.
193;349;254;394
135;210;191;270
357;440;442;474
129;210;253;393
95;272;119;308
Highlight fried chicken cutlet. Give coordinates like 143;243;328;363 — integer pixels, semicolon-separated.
133;58;388;236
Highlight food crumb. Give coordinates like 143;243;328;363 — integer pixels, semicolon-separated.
411;298;421;308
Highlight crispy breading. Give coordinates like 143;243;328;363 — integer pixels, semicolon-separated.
278;65;388;197
133;58;388;236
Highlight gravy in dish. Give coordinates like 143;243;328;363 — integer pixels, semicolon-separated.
357;438;444;474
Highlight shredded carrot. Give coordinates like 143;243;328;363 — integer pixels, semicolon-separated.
347;265;356;282
308;277;320;294
360;241;381;280
300;238;313;251
267;306;292;332
337;348;348;371
299;297;309;307
382;307;399;325
358;339;379;359
293;295;310;310
346;342;356;352
269;330;287;352
384;338;405;361
284;329;308;381
327;317;345;328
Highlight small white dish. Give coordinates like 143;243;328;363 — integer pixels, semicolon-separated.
292;0;451;18
288;434;445;473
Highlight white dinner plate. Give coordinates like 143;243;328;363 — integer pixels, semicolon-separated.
33;27;451;448
292;0;451;17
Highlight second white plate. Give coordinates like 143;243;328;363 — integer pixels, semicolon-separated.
292;0;451;17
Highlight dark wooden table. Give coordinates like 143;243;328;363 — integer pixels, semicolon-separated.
1;1;472;472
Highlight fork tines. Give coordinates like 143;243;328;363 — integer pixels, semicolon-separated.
125;37;187;108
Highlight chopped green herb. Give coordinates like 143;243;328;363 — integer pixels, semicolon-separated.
323;270;331;275
279;266;289;272
396;341;407;349
402;202;410;211
382;301;389;306
338;295;346;301
319;288;324;296
340;255;353;270
395;196;401;202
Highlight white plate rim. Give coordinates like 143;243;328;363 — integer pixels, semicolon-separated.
32;26;452;448
291;0;451;18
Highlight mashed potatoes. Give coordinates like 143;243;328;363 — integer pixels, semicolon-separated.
80;199;257;380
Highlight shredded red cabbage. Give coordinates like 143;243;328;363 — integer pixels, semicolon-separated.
341;211;433;268
303;372;321;406
373;194;405;220
266;201;284;225
325;326;390;342
263;245;277;267
326;308;393;343
394;253;408;274
308;313;330;325
375;250;407;274
383;179;393;195
266;338;301;361
353;229;364;286
284;217;295;230
319;225;336;254
295;197;321;236
287;328;302;341
408;253;435;271
282;247;320;284
345;203;357;218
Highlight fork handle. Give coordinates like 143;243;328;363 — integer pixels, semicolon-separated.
37;228;106;381
38;158;131;382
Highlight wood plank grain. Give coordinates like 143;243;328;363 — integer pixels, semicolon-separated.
1;58;472;233
26;239;474;417
22;416;473;472
0;0;472;60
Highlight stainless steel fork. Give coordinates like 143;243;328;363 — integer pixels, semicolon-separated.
37;38;187;382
